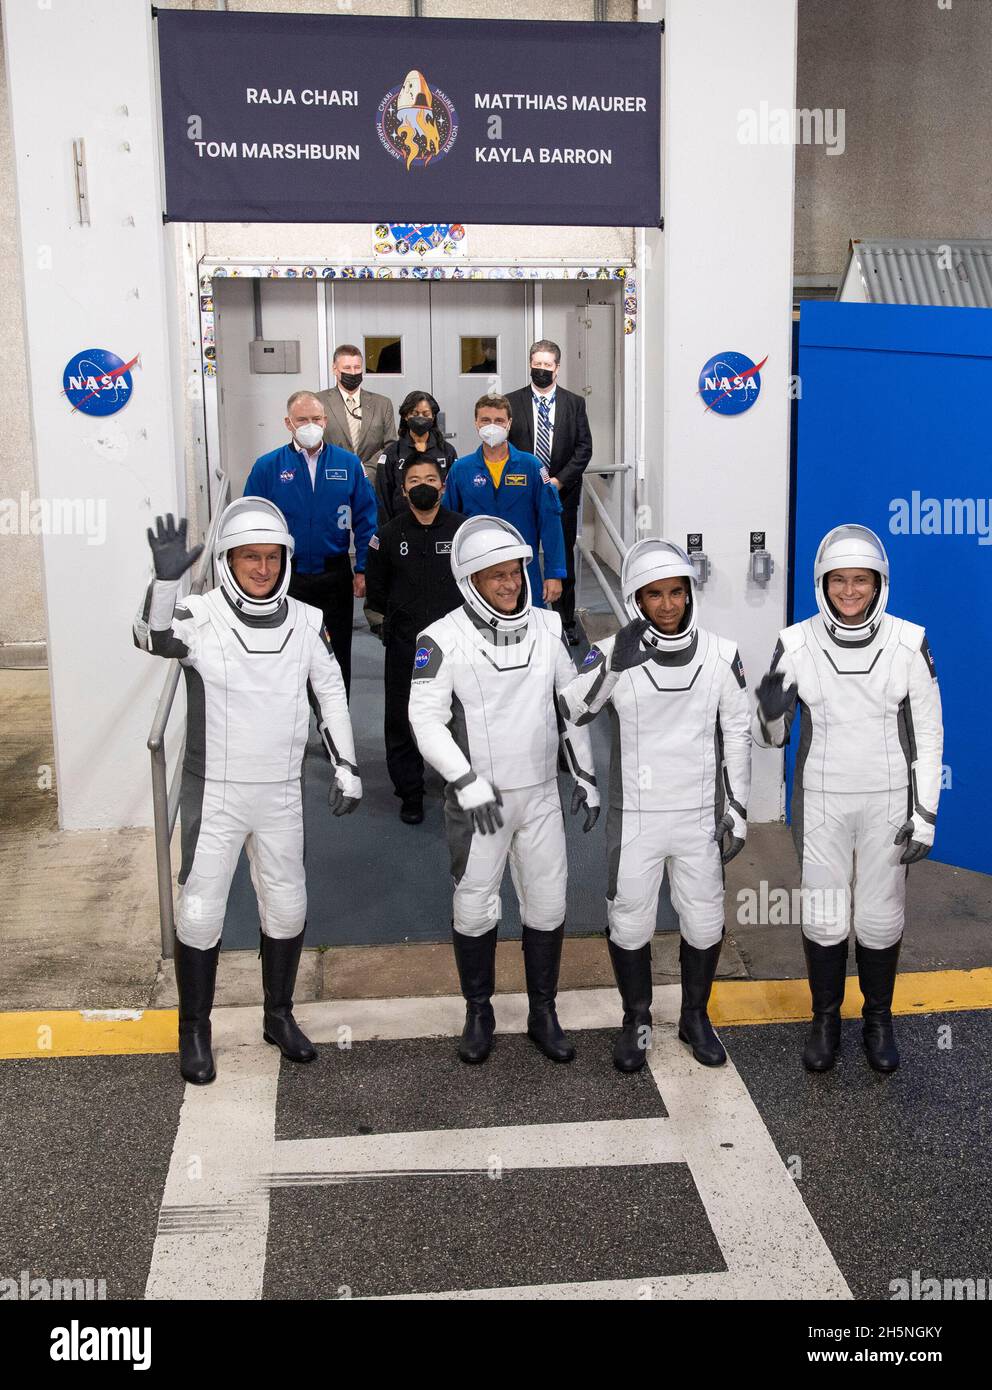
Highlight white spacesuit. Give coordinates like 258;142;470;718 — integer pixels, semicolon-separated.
133;502;361;1084
408;516;600;1065
753;524;943;1074
559;539;751;1072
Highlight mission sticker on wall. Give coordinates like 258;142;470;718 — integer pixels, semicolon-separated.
698;350;767;416
62;348;138;416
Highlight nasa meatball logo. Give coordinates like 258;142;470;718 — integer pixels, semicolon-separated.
62;348;138;417
698;351;768;416
414;646;433;669
377;70;458;170
582;647;601;667
279;470;295;483
472;473;488;487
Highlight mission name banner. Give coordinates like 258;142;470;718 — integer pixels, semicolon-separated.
156;10;662;228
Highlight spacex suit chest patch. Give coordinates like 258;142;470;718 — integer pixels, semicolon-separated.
435;541;452;555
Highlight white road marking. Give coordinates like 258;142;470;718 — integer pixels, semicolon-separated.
145;1044;279;1301
148;989;852;1301
267;1117;685;1181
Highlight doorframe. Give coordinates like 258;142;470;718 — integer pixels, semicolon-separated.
197;257;637;545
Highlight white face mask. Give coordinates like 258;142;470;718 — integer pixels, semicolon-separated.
294;423;324;450
479;424;508;449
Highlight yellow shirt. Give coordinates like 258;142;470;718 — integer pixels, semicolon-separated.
485;449;510;488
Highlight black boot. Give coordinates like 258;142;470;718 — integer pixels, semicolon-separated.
802;935;848;1072
261;931;317;1063
452;924;498;1064
173;937;219;1085
678;938;726;1067
607;935;653;1073
857;938;901;1073
522;925;575;1063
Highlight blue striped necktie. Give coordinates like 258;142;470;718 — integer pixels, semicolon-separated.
535;394;553;468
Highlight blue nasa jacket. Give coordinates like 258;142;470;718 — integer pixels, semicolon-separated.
244;442;378;575
444;443;566;598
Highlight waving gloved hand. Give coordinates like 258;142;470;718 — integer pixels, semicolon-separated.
894;815;934;865
755;669;798;745
454;773;504;836
609;617;652;673
146;514;203;581
328;764;362;817
570;773;601;833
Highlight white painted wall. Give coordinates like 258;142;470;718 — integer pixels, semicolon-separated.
651;0;798;821
3;0;186;829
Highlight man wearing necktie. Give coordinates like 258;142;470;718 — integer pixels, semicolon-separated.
508;340;593;646
316;344;397;488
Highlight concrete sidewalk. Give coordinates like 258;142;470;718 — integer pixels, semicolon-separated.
3;665;990;1013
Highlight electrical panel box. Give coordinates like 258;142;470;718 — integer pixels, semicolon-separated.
249;339;301;374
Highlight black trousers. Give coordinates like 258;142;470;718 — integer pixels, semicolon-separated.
552;501;580;630
384;634;423;801
289;554;355;699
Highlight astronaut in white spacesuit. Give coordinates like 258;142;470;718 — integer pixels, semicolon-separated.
559;539;751;1074
408;516;600;1066
752;524;943;1074
134;503;361;1085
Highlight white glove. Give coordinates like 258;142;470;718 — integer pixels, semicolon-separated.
328;764;362;817
713;807;747;865
454;773;504;835
894;813;934;864
570;773;600;832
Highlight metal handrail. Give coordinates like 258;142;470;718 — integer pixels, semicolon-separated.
578;473;630;626
584;478;628;563
147;475;231;957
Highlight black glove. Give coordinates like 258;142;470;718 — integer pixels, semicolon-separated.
570;782;600;833
756;670;798;723
147;514;203;581
894;821;932;865
713;814;745;865
610;617;651;672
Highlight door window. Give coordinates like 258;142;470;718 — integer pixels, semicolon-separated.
365;336;402;374
460;336;498;376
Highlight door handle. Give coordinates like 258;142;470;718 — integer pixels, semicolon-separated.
582;387;592;396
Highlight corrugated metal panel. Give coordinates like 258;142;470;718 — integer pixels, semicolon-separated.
842;239;992;308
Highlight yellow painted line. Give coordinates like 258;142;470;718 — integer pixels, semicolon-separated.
1;968;991;1060
0;1009;178;1060
710;967;992;1027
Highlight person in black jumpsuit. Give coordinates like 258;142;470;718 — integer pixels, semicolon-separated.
364;457;465;824
373;390;458;527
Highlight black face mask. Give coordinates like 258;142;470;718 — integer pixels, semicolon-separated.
339;371;363;391
407;484;441;511
407;415;433;435
531;367;555;390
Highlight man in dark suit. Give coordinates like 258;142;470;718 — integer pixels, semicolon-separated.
317;344;397;489
507;339;592;645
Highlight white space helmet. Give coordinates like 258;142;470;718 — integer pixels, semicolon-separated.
451;516;533;633
814;523;889;642
216;497;294;617
621;538;697;652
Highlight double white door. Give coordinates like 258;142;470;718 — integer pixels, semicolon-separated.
331;281;532;455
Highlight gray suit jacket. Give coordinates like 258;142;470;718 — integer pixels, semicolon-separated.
317;386;397;473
